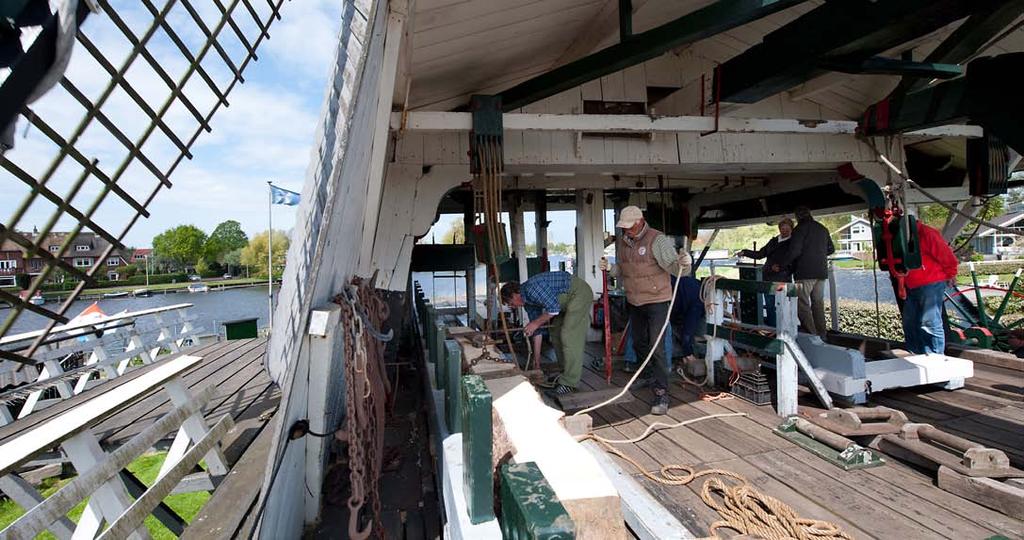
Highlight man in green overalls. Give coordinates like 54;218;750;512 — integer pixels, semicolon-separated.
500;271;593;395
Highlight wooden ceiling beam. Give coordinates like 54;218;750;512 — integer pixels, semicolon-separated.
495;0;810;111
715;0;1002;104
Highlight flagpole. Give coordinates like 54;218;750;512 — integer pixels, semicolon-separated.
267;180;273;330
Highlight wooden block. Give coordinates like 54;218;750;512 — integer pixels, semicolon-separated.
556;388;635;412
19;463;62;485
560;414;593;438
937;465;1024;520
483;375;627;539
947;345;1024;372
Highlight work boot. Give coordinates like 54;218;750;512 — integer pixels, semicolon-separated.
651;388;669;415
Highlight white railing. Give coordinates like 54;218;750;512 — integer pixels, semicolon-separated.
0;353;231;540
0;304;204;425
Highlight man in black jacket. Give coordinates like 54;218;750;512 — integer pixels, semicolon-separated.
775;207;834;337
738;217;794;326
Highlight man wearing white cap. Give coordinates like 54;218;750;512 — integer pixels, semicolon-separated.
600;205;690;415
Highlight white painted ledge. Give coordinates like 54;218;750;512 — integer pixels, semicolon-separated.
391;112;982;138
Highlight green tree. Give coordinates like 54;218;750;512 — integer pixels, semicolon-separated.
152;225;208;271
204;220;249;263
241;230;290;278
223;248;243;274
440;220;465;244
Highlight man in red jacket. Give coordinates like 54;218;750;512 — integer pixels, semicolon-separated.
902;221;959;354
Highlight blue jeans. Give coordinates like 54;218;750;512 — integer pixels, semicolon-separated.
902;281;946;354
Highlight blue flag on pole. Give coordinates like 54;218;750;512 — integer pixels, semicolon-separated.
270;184;300;206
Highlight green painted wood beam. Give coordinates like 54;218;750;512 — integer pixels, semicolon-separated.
619;0;632;41
820;56;962;79
706;323;783;354
860;77;968;135
897;1;1024;96
496;0;809;111
716;0;998;104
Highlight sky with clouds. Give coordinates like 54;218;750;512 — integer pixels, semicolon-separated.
1;0;344;248
0;0;591;251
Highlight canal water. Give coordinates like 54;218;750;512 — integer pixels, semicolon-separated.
414;265;899;306
6;269;900;334
4;286;275;335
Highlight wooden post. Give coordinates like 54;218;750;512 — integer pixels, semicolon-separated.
535;192;548;271
460;375;493;524
304;304;342;526
575;189;605;296
775;289;799;416
704;289;725;386
445;340;463;433
464;196;478;325
510;194;529;284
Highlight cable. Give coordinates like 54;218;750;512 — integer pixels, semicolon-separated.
573;261;686;417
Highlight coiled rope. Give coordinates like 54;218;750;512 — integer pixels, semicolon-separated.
582;414;853;540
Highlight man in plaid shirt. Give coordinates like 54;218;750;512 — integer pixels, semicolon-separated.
501;270;593;395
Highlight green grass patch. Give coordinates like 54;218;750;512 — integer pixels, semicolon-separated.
0;452;210;539
832;259;869;269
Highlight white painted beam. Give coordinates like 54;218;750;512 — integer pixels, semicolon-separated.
358;8;408;273
390;112;982;138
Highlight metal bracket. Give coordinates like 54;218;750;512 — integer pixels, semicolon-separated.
774;416;885;471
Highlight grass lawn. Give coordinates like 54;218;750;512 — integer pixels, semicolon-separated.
41;278;263;299
0;452;209;539
832;259;869;270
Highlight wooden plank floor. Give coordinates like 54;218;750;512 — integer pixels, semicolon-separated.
574;346;1024;539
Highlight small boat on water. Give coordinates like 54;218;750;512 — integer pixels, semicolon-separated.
18;290;45;305
103;291;130;299
132;289;151;297
187;283;209;294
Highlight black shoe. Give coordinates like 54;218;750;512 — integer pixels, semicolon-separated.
545;384;575;399
651;389;669;415
622;363;638;373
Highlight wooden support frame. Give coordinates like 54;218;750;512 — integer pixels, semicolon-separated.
714;0;986;104
495;0;809;110
2;304;203;425
0;356;233;540
390;111;982;138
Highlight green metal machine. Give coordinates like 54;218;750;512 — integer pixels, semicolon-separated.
945;267;1024;351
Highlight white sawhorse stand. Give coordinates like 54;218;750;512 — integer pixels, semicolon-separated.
0;354;230;540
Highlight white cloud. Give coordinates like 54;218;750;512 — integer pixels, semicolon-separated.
1;0;341;248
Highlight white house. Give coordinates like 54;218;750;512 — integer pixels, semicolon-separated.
970;212;1024;259
833;215;874;254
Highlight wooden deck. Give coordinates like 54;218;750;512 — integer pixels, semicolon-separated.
574;347;1024;539
0;338;278;461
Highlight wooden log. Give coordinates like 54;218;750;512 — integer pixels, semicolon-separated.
937;465;1024;520
483;374;626;539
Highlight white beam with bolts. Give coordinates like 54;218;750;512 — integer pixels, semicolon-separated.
390;112;983;138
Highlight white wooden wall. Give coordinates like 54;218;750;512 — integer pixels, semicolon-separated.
260;0;388;537
369;163;469;290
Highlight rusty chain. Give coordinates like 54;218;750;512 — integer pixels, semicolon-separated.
335;277;391;540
